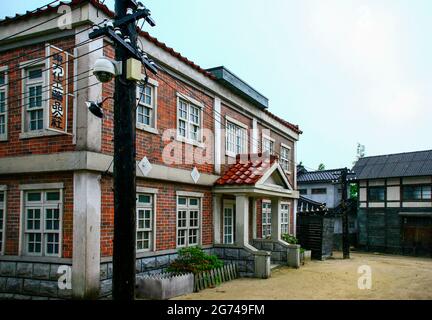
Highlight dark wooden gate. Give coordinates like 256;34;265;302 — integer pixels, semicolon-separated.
402;217;432;256
297;214;334;260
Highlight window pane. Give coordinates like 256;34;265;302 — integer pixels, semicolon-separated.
422;186;431;199
178;197;187;205
189;198;198;206
138;194;151;204
0;72;4;85
29;69;43;79
46;191;60;201
27;192;41;202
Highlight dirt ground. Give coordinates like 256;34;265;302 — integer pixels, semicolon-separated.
175;252;432;300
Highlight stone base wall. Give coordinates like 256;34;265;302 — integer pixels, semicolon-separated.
0;260;72;300
212;246;255;277
251;240;288;265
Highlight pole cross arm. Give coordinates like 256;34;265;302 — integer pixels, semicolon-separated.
114;9;156;28
89;27;158;75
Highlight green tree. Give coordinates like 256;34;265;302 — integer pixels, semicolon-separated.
317;163;325;171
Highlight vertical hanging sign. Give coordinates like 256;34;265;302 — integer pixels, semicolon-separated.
47;44;68;133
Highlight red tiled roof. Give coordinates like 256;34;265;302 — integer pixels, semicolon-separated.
215;153;278;186
0;0;301;134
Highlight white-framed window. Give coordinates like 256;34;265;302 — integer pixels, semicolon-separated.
0;68;8;140
281;203;290;235
262;201;272;238
225;118;248;157
262;135;275;155
23;189;62;257
23;66;46;132
0;190;5;255
223;202;234;244
136;79;158;132
177;196;200;247
177;97;202;144
136;194;153;252
280;144;291;173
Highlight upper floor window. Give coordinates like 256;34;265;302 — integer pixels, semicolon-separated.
226;118;248;157
23;189;62;257
136;194;154;252
280;144;291;173
368;186;385;202
0;191;5;255
136;79;158;132
177;196;200;248
403;185;431;201
311;188;327;195
177;97;202;143
262;135;275;155
24;66;45;132
0;69;8;140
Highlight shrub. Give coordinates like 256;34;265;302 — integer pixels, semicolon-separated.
167;247;223;275
282;233;298;244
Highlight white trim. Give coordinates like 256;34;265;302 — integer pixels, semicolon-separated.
136;193;154;253
214;97;222;174
222;200;235;244
176;92;204;109
176;94;204;146
136;187;159;194
0;188;6;255
0;185;7;191
20;183;64;191
136;79;158;132
257;161;293;191
225;116;249;158
225;115;249;129
262;133;275;155
0;66;8;141
176;195;201;248
176;191;204;198
280;143;292;175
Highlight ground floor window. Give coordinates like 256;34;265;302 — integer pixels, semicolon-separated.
262;201;272;238
223;202;234;244
0;191;5;254
23;190;62;257
177;197;200;247
281;203;290;235
136;194;154;252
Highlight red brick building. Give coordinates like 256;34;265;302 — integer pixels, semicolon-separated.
0;0;302;299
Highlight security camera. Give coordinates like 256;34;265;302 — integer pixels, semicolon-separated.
93;57;122;83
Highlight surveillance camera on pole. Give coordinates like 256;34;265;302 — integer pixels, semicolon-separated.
93;57;122;83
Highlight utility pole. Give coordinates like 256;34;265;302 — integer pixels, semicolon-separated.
341;167;350;259
112;0;137;300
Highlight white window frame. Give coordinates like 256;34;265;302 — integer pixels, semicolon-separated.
0;186;6;255
262;134;275;155
176;196;201;248
176;93;204;146
262;201;272;238
225;116;248;158
21;62;47;134
21;188;63;257
136;193;154;253
281;202;290;235
280;143;292;174
136;78;158;134
0;67;8;141
223;201;235;244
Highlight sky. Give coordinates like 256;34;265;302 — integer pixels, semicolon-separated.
1;0;431;171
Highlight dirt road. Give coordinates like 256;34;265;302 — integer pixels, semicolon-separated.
175;252;432;300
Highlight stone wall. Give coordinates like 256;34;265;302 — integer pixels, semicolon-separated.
251;239;288;265
212;246;255;277
0;260;72;300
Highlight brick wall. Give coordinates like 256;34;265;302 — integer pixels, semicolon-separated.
0;37;76;157
0;172;73;258
100;175;213;257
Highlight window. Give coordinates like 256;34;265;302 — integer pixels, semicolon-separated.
23;190;62;257
223;204;234;244
0;191;5;254
177;197;200;247
0;69;7;140
262;135;275;155
262;202;272;238
137;81;157;131
280;145;291;172
311;188;327;195
281;203;290;235
177;98;201;143
24;67;45;132
368;186;385;202
403;185;432;201
299;189;307;195
226;119;248;156
136;194;154;252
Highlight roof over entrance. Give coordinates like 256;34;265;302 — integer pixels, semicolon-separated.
214;154;298;198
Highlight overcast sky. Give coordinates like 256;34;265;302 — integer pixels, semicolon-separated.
2;0;431;171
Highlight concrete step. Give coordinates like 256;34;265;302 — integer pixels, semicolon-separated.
270;264;280;270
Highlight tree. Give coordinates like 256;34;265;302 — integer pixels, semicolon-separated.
317;163;325;171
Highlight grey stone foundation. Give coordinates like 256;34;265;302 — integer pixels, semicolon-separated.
0;260;72;300
252;239;300;268
212;246;256;277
